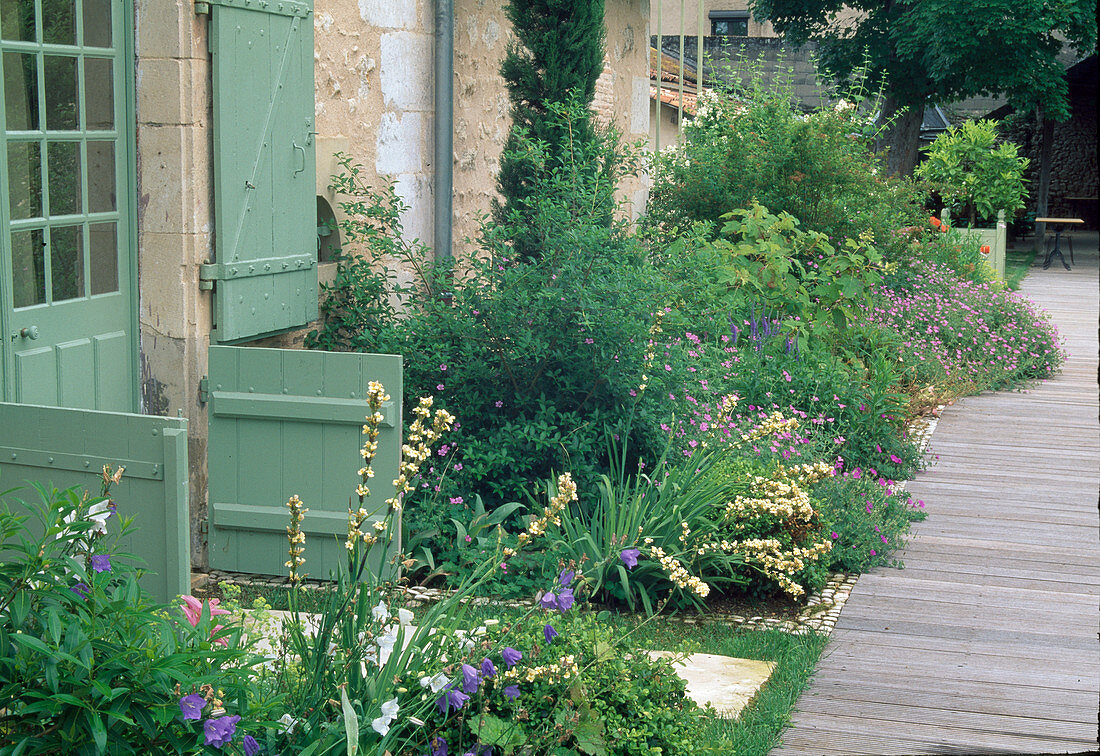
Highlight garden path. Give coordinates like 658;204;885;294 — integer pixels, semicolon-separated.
770;231;1100;755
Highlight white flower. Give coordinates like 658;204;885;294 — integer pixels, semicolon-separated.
371;600;390;623
371;716;391;736
420;672;450;693
397;608;414;625
377;627;398;666
278;714;298;734
380;698;399;719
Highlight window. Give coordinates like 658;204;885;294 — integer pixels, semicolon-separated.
711;11;749;37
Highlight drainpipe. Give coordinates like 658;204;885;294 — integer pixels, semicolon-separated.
434;0;454;261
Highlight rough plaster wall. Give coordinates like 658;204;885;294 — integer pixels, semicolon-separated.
134;0;214;569
451;0;510;252
315;0;434;251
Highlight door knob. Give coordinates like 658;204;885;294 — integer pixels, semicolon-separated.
19;326;39;340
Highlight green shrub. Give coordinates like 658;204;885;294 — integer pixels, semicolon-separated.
426;612;721;756
813;471;927;573
915;119;1029;227
308;105;677;535
658;203;885;341
645;73;926;259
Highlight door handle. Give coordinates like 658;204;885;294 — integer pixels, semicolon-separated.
18;326;40;340
292;143;306;176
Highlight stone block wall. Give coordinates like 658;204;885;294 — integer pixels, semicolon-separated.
134;0;215;569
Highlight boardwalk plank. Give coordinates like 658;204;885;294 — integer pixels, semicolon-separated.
769;237;1100;756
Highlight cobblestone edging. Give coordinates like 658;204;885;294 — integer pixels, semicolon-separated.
196;410;944;638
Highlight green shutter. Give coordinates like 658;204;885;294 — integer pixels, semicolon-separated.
203;0;317;343
0;402;189;602
205;345;402;578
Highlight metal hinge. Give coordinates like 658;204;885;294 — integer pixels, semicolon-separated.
199;520;209;535
194;1;211;15
198;376;210;404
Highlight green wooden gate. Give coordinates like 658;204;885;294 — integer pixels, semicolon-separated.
201;0;318;343
0;402;188;602
206;346;402;578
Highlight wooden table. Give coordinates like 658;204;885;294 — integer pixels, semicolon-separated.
1035;216;1084;270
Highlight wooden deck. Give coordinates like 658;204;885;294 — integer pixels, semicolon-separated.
771;233;1100;756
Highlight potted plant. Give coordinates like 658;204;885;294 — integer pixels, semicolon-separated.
916;119;1029;279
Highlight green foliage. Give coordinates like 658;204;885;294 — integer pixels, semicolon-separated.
916;120;1030;226
813;472;927;573
666;204;885;340
645;75;926;256
754;0;1098;120
0;481;270;754
309;108;672;533
430;612;720;756
551;445;749;615
497;0;611;257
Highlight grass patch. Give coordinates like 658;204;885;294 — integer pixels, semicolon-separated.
603;618;828;756
1004;245;1038;290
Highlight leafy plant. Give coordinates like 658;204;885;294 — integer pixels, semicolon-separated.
309;103;672;530
0;476;270;754
915;120;1030;226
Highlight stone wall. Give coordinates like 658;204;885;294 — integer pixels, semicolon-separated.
1002;77;1099;229
134;0;215;569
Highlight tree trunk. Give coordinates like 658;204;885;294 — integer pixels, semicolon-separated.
1034;111;1055;249
877;96;925;177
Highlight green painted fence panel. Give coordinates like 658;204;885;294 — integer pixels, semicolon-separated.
206;346;402;578
0;402;189;602
942;209;1008;280
205;0;317;343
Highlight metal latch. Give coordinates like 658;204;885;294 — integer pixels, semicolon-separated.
198;376;210;404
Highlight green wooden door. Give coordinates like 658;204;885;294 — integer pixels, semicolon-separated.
0;0;135;411
206;346;401;578
204;0;317;343
0;401;188;602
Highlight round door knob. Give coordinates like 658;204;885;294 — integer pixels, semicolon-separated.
20;326;39;340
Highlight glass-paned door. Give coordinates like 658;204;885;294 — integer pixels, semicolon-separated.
0;0;134;411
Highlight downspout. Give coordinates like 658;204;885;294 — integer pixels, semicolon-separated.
434;0;454;261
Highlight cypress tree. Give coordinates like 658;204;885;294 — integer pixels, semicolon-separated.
496;0;609;258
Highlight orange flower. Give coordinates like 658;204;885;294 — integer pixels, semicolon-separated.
929;216;942;228
980;244;991;255
940;224;949;233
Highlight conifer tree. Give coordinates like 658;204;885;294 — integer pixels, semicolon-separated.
496;0;609;258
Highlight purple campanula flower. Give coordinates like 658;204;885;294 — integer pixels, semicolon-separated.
481;657;496;678
179;693;206;721
429;736;449;756
558;569;574;586
502;685;521;700
543;624;558;644
71;582;90;599
461;663;480;694
242;734;260;756
203;714;240;747
91;554;111;573
501;647;522;668
437;684;470;715
620;549;640;569
539;591;557;610
554;587;574;613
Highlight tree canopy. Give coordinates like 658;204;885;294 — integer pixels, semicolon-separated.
751;0;1097;174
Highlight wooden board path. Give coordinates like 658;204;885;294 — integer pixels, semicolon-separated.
771;233;1100;756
